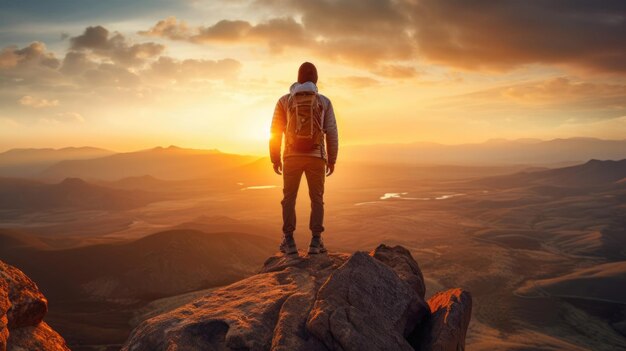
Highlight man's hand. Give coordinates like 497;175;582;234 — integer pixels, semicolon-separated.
326;163;335;176
273;162;283;175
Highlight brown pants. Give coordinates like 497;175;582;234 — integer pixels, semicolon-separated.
282;156;325;236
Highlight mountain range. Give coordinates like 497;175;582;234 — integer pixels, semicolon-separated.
341;137;626;165
0;147;113;177
1;138;625;182
0;177;157;211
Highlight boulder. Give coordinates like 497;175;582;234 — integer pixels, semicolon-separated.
419;288;472;351
7;322;70;351
0;261;47;328
370;244;426;299
123;253;347;351
123;245;471;351
0;260;69;351
306;251;429;351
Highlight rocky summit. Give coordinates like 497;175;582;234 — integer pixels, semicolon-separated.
123;244;472;351
0;260;69;351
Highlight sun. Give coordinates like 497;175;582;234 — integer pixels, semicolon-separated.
241;119;272;143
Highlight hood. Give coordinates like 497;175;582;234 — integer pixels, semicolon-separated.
289;81;318;95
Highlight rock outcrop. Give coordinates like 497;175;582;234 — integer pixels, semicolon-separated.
0;260;69;351
123;244;472;351
419;289;472;351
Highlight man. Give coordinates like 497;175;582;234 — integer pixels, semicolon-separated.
269;62;338;255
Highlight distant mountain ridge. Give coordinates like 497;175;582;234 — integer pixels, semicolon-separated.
39;145;258;181
3;138;625;181
342;137;626;165
476;159;626;188
0;147;114;177
0;177;156;210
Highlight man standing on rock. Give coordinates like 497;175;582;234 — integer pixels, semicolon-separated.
270;62;339;255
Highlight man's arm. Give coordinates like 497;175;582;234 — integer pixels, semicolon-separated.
324;99;338;172
270;97;286;173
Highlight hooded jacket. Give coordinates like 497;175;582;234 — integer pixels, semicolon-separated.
269;82;338;164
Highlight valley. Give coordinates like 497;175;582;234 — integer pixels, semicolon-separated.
0;145;624;350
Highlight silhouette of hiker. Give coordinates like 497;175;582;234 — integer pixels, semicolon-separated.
270;62;339;255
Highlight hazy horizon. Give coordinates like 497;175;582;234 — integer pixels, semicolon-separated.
2;136;626;157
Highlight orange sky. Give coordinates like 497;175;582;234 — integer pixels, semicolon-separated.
1;0;625;155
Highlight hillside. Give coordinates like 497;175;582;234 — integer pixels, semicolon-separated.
516;261;626;304
475;159;626;188
0;177;156;211
0;147;114;178
39;145;258;181
342;138;626;165
0;229;277;301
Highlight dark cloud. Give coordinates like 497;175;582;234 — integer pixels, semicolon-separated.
145;0;626;74
71;26;164;67
143;17;308;53
408;0;626;73
141;11;412;75
196;20;253;42
60;51;97;75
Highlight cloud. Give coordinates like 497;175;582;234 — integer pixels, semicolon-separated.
70;26;164;67
408;0;626;73
141;0;415;73
434;77;626;117
54;112;85;123
138;16;192;40
371;65;418;79
195;19;253;42
18;95;60;108
0;25;243;127
497;77;626;108
333;76;380;89
0;42;60;70
60;51;98;75
148;56;242;81
142;16;308;53
0;25;241;90
145;0;626;74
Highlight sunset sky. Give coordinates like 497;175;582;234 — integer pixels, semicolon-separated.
1;0;625;155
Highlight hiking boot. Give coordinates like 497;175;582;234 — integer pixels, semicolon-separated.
279;234;298;255
308;235;327;254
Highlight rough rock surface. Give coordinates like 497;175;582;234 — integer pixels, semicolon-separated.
1;280;9;351
0;260;69;351
7;322;69;351
420;289;472;351
306;251;428;351
370;244;426;299
123;244;472;351
0;261;47;329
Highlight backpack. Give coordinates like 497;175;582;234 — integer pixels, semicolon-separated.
285;91;325;152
